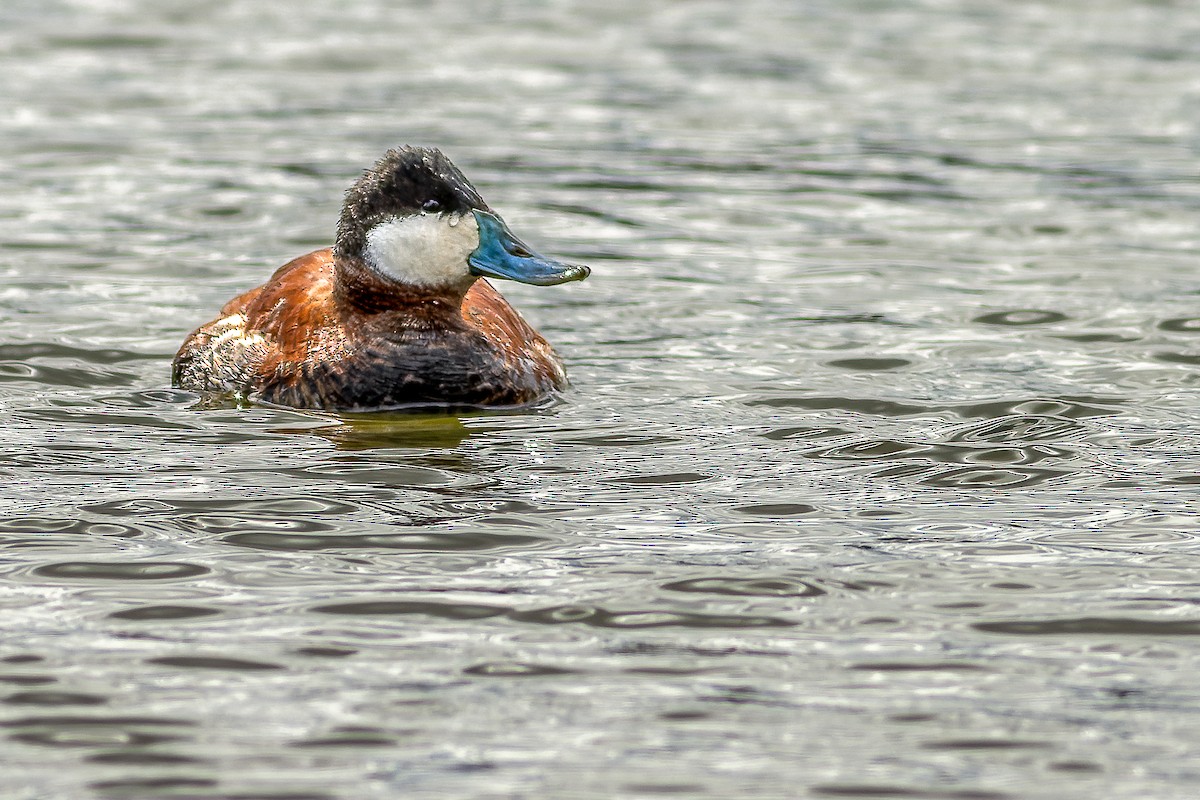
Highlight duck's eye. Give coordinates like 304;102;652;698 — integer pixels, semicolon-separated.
422;199;442;213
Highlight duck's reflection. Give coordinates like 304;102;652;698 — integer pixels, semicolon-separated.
276;411;475;451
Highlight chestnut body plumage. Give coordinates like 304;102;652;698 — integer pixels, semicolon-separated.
173;147;589;411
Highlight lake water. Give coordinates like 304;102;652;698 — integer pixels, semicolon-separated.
2;0;1199;797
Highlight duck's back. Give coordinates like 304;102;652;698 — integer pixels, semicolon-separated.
172;250;568;410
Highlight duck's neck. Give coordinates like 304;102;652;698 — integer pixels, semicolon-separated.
334;255;471;325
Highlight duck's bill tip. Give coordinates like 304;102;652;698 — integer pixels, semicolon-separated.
469;256;590;286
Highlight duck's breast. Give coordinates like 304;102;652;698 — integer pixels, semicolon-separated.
460;279;568;391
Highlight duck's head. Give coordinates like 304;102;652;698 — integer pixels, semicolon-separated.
335;146;589;296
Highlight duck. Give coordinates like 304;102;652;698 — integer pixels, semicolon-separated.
172;146;590;411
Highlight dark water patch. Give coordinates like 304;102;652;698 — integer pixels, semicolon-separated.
274;162;326;178
920;467;1067;489
86;750;202;764
12;408;197;430
1;655;44;664
787;313;895;325
1159;317;1200;333
0;361;139;388
883;142;1132;184
560;433;682;446
622;783;706;796
825;578;897;592
313;601;509;621
1054;332;1140;343
197;204;249;218
851;186;968;203
147;656;284;671
0;675;56;685
224;530;544;552
33;562;209;581
96;791;334;800
463;662;579;677
538;201;648;229
826;358;911;371
509;605;792;629
0;343;158;364
849;663;990;673
293;647;356;658
44;33;170;49
811;786;1011;799
699;684;790;707
733;503;815;517
164;430;289;447
608;472;712;486
4;691;107;706
973;309;1068;326
889;714;938;723
777;175;964;203
88;777;217;793
759;425;851;441
109;605;221;621
749;396;929;417
85;496;359;517
1164;475;1200;485
557;176;669;193
0;452;103;472
0;239;82;253
11;727;182;748
1152;351;1200;366
922;739;1051;751
450;762;497;774
0;517;140;537
1048;761;1103;773
659;710;710;721
3;715;194;750
663;577;825;598
293;731;396;748
975;618;1200;636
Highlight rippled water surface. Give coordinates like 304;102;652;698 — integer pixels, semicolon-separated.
3;0;1200;797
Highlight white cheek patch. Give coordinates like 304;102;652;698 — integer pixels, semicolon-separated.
363;213;481;289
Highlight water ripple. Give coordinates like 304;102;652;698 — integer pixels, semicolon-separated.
223;531;545;552
314;599;793;629
32;562;209;581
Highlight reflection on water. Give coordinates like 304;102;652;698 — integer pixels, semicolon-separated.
2;0;1200;798
277;412;475;451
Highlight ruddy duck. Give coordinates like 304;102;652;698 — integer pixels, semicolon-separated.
173;146;589;411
